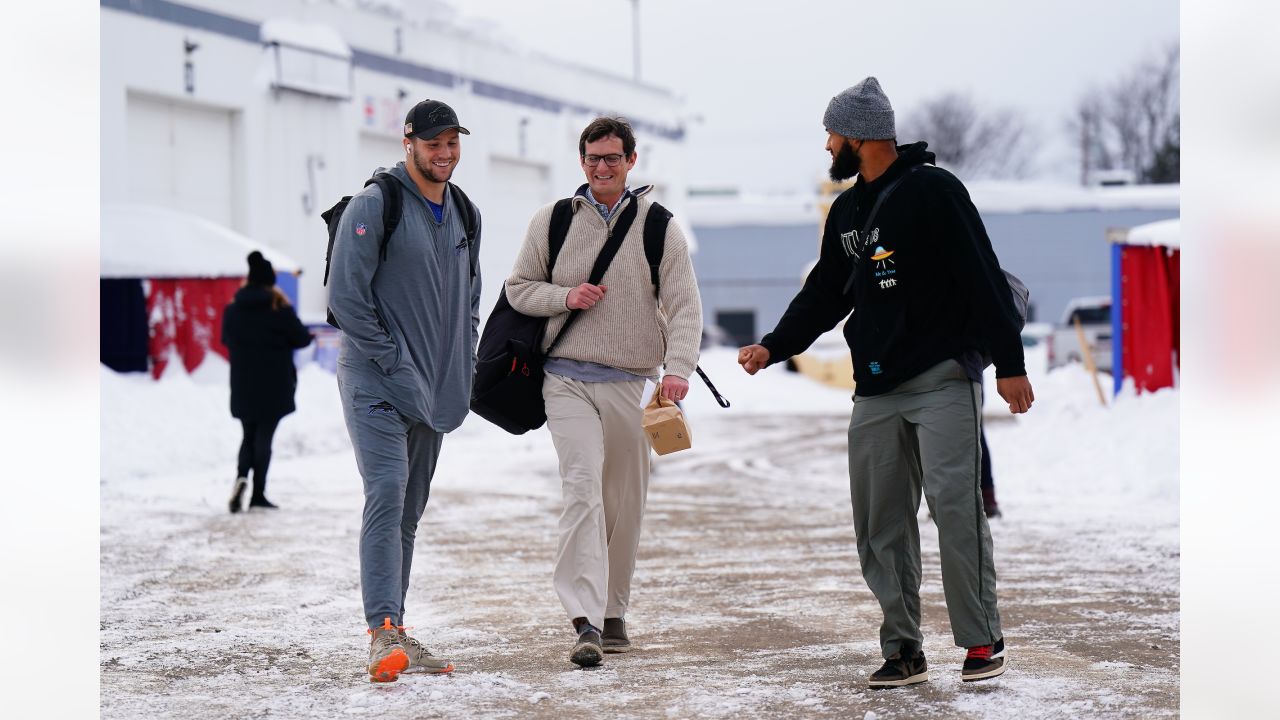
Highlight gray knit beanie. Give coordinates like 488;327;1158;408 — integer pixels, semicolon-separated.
823;76;896;140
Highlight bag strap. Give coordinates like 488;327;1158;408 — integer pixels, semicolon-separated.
841;165;921;295
365;173;403;264
694;365;731;408
642;202;672;297
544;198;641;357
447;182;478;280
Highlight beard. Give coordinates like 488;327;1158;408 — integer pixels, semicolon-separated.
829;142;861;182
413;153;454;183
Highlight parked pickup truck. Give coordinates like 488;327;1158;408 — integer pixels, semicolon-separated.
1048;296;1113;372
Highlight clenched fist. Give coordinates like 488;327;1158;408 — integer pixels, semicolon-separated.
738;344;770;375
566;283;607;310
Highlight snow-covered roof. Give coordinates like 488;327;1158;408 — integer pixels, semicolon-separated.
687;182;1180;228
260;18;351;59
687;194;822;228
1123;218;1180;248
101;204;302;279
966;181;1180;214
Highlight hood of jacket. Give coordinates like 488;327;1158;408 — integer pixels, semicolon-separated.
858;141;937;194
233;285;273;309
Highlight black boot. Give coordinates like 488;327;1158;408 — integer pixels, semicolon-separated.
228;477;247;514
982;487;1002;518
248;495;278;510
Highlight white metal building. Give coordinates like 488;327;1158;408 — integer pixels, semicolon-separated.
101;0;690;323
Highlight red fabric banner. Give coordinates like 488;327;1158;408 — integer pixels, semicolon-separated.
146;278;242;379
1120;246;1180;393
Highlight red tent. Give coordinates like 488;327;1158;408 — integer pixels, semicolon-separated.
1111;219;1180;394
101;204;302;378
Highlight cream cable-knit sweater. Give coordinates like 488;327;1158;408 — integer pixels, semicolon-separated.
505;191;703;379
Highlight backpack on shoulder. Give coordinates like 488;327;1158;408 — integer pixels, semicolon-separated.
470;198;640;434
470;196;728;435
321;172;479;330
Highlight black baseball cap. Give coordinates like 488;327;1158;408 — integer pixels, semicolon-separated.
403;99;470;140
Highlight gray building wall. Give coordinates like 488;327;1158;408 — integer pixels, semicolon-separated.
692;222;820;346
692;206;1178;344
983;208;1178;324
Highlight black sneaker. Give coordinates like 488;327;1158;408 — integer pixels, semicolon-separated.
248;497;279;510
961;637;1007;681
228;477;247;514
868;649;929;688
602;618;630;654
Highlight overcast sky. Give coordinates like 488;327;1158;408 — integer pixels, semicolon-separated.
459;0;1178;193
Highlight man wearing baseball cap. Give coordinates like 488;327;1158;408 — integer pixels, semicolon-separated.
738;77;1033;688
328;99;480;682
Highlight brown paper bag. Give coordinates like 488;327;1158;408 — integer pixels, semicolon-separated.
642;392;692;455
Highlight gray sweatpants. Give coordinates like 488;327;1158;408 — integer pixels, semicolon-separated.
848;359;1001;659
338;371;443;630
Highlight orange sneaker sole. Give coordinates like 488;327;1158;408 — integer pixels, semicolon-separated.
368;648;410;683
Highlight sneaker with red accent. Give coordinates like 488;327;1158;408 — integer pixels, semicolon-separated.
367;617;410;683
961;637;1007;681
397;626;454;674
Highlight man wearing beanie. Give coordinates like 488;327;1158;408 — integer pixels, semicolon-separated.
739;76;1033;688
327;99;480;682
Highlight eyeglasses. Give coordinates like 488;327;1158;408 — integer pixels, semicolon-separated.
582;153;625;167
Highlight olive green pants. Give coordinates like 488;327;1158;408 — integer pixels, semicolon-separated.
848;360;1002;659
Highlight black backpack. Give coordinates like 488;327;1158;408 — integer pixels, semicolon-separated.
321;172;479;329
469;195;728;435
470;197;641;434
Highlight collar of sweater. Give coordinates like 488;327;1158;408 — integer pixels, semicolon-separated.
570;183;655;218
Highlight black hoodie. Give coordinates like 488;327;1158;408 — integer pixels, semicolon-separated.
760;142;1025;396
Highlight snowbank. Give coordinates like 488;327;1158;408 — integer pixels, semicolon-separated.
100;357;350;482
103;346;1176;515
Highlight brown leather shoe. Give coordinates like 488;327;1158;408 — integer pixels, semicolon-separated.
602;617;631;653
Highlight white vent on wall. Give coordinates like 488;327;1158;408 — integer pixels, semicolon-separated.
261;19;352;100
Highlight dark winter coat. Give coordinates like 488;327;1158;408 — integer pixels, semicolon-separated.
221;286;314;420
760;142;1025;396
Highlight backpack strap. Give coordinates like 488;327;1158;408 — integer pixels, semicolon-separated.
547;198;574;274
366;173;403;263
544;198;641;357
447;183;479;280
642;202;672;298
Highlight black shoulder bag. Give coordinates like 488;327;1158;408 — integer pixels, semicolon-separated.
470;199;641;434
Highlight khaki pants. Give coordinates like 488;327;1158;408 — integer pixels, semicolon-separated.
543;372;650;630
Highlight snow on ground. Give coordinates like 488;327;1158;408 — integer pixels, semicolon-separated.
101;348;1178;718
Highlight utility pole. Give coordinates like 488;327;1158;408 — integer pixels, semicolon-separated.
631;0;640;82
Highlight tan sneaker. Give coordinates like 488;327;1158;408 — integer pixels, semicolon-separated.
397;626;454;674
367;618;410;683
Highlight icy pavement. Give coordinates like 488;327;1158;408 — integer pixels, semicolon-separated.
101;350;1178;718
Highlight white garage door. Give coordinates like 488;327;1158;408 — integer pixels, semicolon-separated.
126;93;235;228
480;158;551;322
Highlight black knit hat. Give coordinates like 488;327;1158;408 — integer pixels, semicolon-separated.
247;251;275;287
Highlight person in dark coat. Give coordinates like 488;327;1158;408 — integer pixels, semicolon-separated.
221;251;313;513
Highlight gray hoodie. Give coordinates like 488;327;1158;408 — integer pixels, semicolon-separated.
328;162;481;432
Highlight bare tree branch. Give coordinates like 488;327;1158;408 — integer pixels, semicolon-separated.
899;92;1040;179
1071;41;1179;184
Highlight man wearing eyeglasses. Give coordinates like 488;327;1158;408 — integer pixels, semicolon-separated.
505;116;703;667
